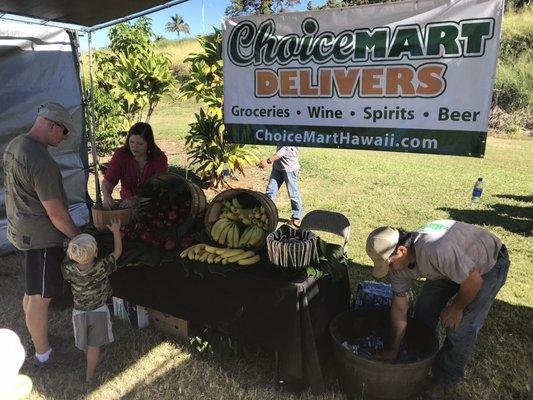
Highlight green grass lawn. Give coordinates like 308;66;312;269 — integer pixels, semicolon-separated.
149;96;201;139
2;97;532;400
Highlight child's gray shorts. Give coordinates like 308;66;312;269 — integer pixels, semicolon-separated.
72;305;114;350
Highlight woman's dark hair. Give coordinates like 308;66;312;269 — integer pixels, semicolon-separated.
124;122;160;160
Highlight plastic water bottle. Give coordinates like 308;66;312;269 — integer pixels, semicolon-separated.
222;162;230;182
471;177;483;203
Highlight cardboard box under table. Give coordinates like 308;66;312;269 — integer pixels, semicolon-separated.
148;308;188;340
109;250;350;394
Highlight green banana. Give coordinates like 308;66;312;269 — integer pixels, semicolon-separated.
194;244;206;254
204;245;220;254
226;223;235;246
239;227;253;247
222;201;232;212
248;226;263;246
232;225;240;248
218;223;232;245
237;254;261;266
187;246;199;260
226;250;256;263
199;251;210;262
212;218;230;241
232;197;243;209
226;212;240;221
180;246;193;258
219;248;245;258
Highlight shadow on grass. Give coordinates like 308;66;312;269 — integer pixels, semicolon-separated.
438;202;533;237
86;293;533;400
4;250;531;399
494;194;533;203
466;299;533;399
114;331;291;400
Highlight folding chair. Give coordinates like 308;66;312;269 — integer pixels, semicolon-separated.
300;210;351;255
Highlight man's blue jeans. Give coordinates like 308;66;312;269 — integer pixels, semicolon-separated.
266;169;303;220
414;245;510;386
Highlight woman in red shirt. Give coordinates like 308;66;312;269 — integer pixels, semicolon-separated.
102;122;168;209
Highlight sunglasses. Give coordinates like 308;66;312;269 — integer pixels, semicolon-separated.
51;120;69;136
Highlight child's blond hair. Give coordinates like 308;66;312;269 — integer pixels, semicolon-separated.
67;234;97;264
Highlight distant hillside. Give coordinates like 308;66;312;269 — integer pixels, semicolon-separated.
155;37;203;82
492;7;532;136
155;37;202;65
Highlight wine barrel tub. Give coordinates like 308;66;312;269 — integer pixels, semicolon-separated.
204;189;278;249
329;310;438;399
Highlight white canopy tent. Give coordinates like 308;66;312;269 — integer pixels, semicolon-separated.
0;0;192;254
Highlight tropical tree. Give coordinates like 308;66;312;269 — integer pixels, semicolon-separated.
165;14;190;38
225;0;301;16
307;0;399;9
180;29;259;188
89;17;175;155
180;30;224;118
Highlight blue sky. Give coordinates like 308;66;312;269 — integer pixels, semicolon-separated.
81;0;327;51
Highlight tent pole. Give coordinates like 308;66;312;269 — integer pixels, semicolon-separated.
74;31;91;202
87;31;102;205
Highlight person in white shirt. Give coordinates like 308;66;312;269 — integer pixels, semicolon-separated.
366;220;509;398
259;146;303;227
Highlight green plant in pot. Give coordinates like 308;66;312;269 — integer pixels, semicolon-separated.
186;109;258;188
180;29;259;187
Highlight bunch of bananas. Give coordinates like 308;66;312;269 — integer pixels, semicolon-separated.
179;244;261;266
210;197;269;248
210;218;241;247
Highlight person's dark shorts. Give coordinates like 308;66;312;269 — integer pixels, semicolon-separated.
23;246;65;298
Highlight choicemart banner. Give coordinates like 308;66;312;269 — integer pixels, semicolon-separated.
222;0;503;157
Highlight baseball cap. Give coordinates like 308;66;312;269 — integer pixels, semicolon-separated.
37;102;75;136
365;226;399;278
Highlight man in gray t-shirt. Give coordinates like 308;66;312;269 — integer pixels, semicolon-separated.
259;146;303;227
3;102;80;367
365;220;509;397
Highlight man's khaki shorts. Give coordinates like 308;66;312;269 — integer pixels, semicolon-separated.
72;305;114;350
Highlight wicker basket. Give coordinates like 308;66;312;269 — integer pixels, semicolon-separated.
204;189;278;249
91;204;133;231
138;172;207;219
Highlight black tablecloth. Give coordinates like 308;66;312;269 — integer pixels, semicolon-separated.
109;260;350;393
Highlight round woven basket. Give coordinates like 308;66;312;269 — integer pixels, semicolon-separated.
266;227;319;269
91;204;133;232
204;189;278;249
140;172;207;219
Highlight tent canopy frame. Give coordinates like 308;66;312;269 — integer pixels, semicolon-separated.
0;0;192;204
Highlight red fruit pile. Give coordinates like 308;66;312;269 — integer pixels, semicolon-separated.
123;195;192;251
